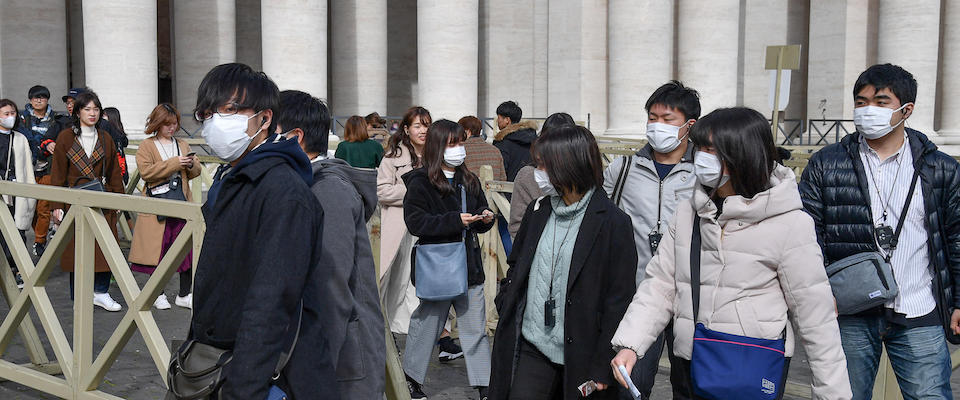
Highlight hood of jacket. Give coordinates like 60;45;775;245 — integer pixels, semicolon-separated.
312;157;378;222
494;120;539;142
233;134;314;186
21;104;54;122
693;164;801;225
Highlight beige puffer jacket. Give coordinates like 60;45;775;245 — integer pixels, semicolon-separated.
612;165;852;400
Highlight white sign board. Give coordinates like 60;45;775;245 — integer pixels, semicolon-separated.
768;69;791;111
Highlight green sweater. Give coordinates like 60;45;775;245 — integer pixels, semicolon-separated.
334;139;384;168
521;189;593;364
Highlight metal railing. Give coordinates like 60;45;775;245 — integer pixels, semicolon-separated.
332;114;590;141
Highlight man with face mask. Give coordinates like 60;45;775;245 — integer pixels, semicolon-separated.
800;64;960;398
275;90;384;399
177;64;337;400
601;80;700;400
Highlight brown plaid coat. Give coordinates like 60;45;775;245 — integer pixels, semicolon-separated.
50;127;124;272
463;137;507;181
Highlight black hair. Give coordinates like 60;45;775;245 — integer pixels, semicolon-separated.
0;99;22;131
540;112;575;136
386;106;432;167
28;85;50;99
195;63;280;133
277;90;330;155
71;91;103;131
689;107;777;199
532;124;604;196
422;119;480;196
102;107;125;134
853;63;917;105
645;80;701;120
496;101;522;124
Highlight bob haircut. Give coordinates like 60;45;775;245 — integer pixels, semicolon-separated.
422;119;480;197
144;104;179;136
344;115;369;142
385;106;432;167
71;91;103;131
277;90;330;155
540;112;575;136
194;63;280;133
531;124;604;196
689;107;778;199
457;116;482;137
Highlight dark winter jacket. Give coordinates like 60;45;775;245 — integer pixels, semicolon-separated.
493;121;539;181
402;168;495;286
19;105;62;162
189;135;338;399
799;128;960;341
308;157;385;398
490;191;638;400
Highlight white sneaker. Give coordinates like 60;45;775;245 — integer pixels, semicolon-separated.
93;292;122;312
175;293;192;309
154;294;171;310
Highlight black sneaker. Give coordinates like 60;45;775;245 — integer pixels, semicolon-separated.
406;375;427;400
437;336;464;362
477;386;488;400
13;271;23;289
33;242;46;257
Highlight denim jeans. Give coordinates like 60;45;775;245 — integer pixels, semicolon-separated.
838;315;953;399
68;271;112;299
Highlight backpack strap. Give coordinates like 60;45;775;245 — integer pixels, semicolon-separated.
611;155;633;206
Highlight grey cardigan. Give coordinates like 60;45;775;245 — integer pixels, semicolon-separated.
509;165;541;239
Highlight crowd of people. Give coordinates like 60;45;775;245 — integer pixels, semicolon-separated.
0;60;957;400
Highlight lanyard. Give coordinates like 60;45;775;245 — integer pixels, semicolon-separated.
547;214;576;301
863;149;904;223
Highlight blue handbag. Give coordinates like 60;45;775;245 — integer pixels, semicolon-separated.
688;216;787;400
413;185;469;301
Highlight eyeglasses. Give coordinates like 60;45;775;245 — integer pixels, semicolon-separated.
195;102;245;122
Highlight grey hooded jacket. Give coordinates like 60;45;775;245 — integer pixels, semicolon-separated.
602;144;696;285
309;157;385;398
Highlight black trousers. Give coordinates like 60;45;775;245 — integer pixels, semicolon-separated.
508;338;564;400
619;324;690;400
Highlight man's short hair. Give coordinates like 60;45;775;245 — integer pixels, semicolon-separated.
278;90;330;155
28;85;50;99
496;101;522;124
457;116;482;137
195;63;280;133
853;63;917;105
645;80;701;121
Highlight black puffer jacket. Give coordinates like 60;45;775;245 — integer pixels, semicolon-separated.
494;121;539;181
402;168;495;286
799;129;960;340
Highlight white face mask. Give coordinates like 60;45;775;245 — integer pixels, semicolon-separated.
202;111;262;162
0;116;15;130
853;104;910;140
443;145;467;167
534;168;558;197
694;151;729;188
646;122;688;153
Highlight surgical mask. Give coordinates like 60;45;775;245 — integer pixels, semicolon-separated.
534;168;558;197
694;151;729;188
853;104;910;140
202;111;262;162
443;145;466;167
646;122;688;153
0;116;15;130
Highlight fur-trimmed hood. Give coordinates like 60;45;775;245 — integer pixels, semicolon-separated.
494;120;539;142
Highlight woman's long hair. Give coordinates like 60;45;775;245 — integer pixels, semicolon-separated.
688;107;778;199
531;124;603;196
71;91;103;132
385;106;431;167
102;107;126;135
422;119;480;197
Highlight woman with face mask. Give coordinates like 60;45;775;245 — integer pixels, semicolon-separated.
489;124;638;400
48;90;125;312
400;119;495;400
610;107;852;399
0;99;38;289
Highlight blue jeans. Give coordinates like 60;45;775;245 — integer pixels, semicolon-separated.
838;315;952;399
69;272;112;299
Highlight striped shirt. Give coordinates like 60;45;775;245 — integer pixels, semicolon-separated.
858;134;935;318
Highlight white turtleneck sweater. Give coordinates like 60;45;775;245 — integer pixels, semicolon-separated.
79;125;97;158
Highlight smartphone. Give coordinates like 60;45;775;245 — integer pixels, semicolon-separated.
617;364;641;399
186;152;197;157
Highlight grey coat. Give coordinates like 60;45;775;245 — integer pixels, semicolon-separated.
310;158;385;398
602;144;696;285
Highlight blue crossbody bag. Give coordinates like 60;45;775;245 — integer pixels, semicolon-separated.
412;185;469;301
689;216;788;400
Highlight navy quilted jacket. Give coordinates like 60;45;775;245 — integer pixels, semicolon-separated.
799;129;960;337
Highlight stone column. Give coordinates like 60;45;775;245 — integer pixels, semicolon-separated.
939;1;960;137
0;0;69;104
532;0;549;117
677;0;740;116
261;0;327;97
547;0;607;132
806;0;874;122
877;0;940;135
174;0;236;119
606;0;674;137
386;0;417;116
235;0;262;70
83;0;158;133
480;0;535;120
417;0;479;120
331;0;387;117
